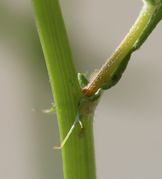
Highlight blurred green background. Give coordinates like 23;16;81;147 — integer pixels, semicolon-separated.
1;0;162;179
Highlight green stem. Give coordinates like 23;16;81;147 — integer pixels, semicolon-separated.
32;0;96;179
82;2;161;96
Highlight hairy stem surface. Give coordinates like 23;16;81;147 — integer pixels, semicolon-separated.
83;2;162;96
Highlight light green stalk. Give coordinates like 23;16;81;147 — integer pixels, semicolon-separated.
32;0;96;179
32;0;162;179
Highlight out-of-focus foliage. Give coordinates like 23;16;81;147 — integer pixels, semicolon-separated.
144;0;162;5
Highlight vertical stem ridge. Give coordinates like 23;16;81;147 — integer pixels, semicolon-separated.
32;0;96;179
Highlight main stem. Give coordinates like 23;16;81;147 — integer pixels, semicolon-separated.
83;3;156;96
32;0;96;179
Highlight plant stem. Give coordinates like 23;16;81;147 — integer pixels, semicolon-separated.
82;2;158;96
32;0;96;179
